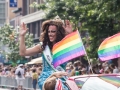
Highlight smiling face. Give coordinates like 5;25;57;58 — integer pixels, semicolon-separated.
48;25;57;44
41;20;66;50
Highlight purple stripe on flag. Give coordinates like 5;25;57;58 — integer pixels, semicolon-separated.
99;54;120;61
54;51;85;67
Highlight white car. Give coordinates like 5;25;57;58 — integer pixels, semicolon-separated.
66;74;120;90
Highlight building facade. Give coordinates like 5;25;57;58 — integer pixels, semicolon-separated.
7;0;23;31
0;0;23;27
21;0;45;58
21;0;45;44
0;0;7;26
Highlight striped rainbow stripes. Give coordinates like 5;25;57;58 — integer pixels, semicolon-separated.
99;76;120;87
75;80;85;88
98;33;120;61
52;30;86;67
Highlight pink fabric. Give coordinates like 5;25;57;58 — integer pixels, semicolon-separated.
55;79;62;90
66;79;79;90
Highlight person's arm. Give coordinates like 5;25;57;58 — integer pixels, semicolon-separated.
19;23;42;56
19;40;42;56
45;72;68;82
70;69;75;76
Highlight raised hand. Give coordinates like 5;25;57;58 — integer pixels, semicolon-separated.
19;22;28;36
63;20;73;35
53;71;68;78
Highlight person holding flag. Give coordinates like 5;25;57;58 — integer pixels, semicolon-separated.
19;16;73;89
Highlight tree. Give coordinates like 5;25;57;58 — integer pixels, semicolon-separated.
32;0;120;61
78;0;120;59
0;24;34;65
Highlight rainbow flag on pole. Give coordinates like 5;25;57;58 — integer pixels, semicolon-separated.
98;33;120;61
52;30;86;67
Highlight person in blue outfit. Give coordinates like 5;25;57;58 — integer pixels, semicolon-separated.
19;16;72;90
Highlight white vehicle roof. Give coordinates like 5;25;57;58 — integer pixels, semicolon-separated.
66;74;120;90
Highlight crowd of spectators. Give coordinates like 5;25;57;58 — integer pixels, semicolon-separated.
0;60;119;78
0;64;42;78
65;60;120;76
0;59;119;90
0;64;42;90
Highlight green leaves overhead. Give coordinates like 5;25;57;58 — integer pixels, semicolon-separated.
32;0;120;60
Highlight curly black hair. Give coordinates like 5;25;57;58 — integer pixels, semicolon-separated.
40;20;66;50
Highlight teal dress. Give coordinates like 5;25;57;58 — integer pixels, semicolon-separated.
38;54;55;89
37;44;69;90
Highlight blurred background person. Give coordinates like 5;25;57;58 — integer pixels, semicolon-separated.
32;69;38;90
15;64;25;90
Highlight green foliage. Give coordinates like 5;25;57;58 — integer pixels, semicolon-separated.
32;0;120;61
79;0;120;59
0;24;34;64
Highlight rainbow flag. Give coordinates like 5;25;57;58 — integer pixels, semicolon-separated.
52;30;86;67
99;76;120;87
75;80;85;88
98;33;120;61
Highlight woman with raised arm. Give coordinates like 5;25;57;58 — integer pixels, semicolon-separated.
19;16;72;89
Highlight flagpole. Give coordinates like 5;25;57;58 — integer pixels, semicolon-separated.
77;30;94;74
